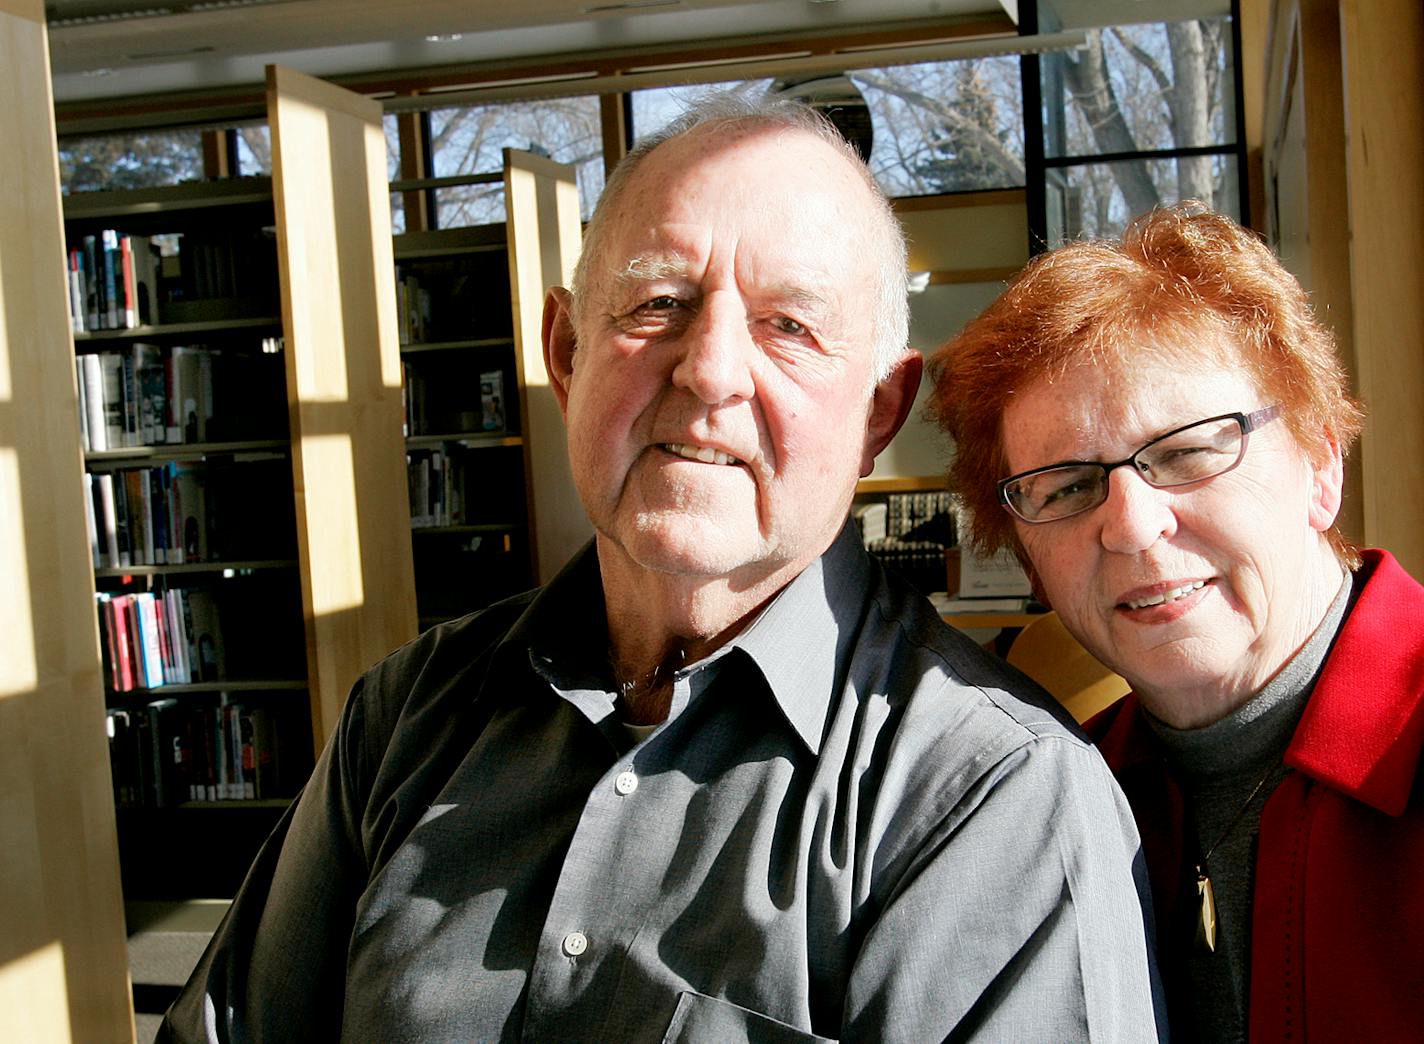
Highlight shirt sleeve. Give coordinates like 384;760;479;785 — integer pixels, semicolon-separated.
842;734;1168;1042
156;676;376;1044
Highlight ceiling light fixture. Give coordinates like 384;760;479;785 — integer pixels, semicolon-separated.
48;0;294;28
583;0;681;13
125;44;215;59
49;7;173;28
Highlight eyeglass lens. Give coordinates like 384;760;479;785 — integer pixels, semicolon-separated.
1004;415;1247;522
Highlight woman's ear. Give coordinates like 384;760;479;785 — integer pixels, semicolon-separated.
542;286;578;417
1308;430;1345;532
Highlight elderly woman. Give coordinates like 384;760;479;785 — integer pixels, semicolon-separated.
930;204;1424;1042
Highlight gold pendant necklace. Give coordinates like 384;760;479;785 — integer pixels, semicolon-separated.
1193;763;1283;953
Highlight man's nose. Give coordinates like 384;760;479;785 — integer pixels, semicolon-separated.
670;293;756;405
1097;468;1177;555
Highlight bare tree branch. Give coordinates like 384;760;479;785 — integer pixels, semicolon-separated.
1061;30;1161;217
854;71;1025;185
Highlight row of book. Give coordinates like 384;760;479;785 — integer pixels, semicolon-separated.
107;695;292;807
85;465;203;569
76;343;286;453
98;588;225;691
395;266;435;345
403;362;506;437
77;343;205;451
886;491;957;542
84;456;296;569
408;448;467;528
66;230;161;333
865;538;951;598
66;227;279;334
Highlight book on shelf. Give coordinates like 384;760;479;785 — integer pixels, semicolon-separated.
93;472;120;568
407;448;466;528
79;354;106;450
66;225;275;334
82;474;100;565
857;491;958;596
394;267;433;346
98;588;204;691
105;693;295;807
185;589;226;682
480;370;506;432
81;344;222;452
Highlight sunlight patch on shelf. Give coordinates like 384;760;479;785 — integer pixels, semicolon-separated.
0;940;70;1038
301;434;365;615
0;448;37;700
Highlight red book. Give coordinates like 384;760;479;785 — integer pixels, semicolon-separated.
110;594;136;692
120;235;137;328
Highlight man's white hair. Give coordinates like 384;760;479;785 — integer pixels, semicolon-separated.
570;90;910;383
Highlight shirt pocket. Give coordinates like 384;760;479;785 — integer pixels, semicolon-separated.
661;990;837;1044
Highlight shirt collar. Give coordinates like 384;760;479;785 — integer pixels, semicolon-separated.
728;522;870;755
501;540;612;691
499;523;871;756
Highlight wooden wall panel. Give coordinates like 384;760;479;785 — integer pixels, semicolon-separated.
0;0;133;1039
504;149;591;584
1339;1;1424;575
267;65;418;746
1261;0;1363;545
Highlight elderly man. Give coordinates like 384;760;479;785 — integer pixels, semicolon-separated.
161;97;1162;1042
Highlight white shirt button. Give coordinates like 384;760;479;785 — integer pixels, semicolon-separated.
561;931;588;957
614;771;639;796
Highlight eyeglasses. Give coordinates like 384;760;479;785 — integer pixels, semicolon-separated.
998;405;1283;524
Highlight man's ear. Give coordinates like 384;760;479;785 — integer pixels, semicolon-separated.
542;286;578;418
859;349;923;476
1308;429;1345;532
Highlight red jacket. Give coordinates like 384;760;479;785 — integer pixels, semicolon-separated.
1087;550;1424;1042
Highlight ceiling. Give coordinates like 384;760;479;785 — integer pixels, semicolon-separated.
45;0;1019;104
44;0;1228;106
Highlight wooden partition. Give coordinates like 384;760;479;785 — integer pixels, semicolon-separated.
0;0;133;1039
504;149;591;584
1339;1;1424;576
1260;0;1363;543
267;65;418;747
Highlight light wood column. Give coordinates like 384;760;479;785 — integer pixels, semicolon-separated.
504;149;591;583
1261;0;1362;544
1237;0;1273;234
1339;0;1424;575
0;0;133;1040
267;65;418;748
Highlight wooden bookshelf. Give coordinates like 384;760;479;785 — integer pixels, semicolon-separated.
63;173;314;900
268;64;419;745
0;1;130;1036
856;474;946;494
394;148;588;620
23;66;433;920
505;147;591;582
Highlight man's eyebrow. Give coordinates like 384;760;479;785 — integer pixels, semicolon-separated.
611;258;833;318
772;284;831;314
617;256;692;284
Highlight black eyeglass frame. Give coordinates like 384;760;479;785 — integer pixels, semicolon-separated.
997;405;1284;525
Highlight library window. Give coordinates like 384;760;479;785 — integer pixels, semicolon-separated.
630;78;775;142
235;125;271;176
384;113;406;234
1037;13;1241;240
59;129;204;195
426;96;604;226
629;61;1025;201
852;57;1025;198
